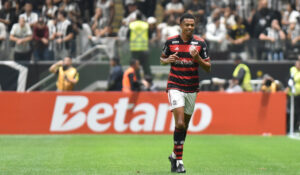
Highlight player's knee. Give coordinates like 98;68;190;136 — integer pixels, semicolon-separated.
176;121;185;129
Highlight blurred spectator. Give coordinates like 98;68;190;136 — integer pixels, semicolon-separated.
0;22;6;60
143;75;158;91
186;0;206;37
9;17;32;61
288;16;300;49
227;15;250;60
19;2;38;27
186;0;205;18
208;0;228;10
42;0;58;20
287;57;300;93
30;0;44;12
159;14;180;44
232;56;252;92
59;0;80;16
76;0;94;22
297;0;300;11
136;0;156;18
286;58;300;131
260;74;280;92
0;1;18;31
164;0;184;18
128;12;151;77
107;58;123;91
218;77;243;93
49;57;79;91
33;17;50;61
118;1;143;41
147;16;160;46
96;0;115;26
205;16;227;51
54;10;74;59
122;0;133;17
160;0;183;9
53;0;62;6
47;19;57;60
259;19;286;61
250;0;280;38
68;11;82;57
206;7;222;25
122;59;141;92
223;6;236;28
250;0;282;60
235;0;256;20
90;7;109;38
282;4;300;31
123;1;142;25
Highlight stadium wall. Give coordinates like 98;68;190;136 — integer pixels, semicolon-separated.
0;92;286;135
13;62;297;91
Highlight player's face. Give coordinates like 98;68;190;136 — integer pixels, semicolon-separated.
63;57;72;66
180;18;195;37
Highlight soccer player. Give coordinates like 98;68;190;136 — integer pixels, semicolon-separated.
160;13;211;173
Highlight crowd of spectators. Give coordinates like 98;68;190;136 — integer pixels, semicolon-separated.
0;0;299;62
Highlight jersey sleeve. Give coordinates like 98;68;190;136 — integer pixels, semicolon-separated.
199;41;209;61
162;40;171;56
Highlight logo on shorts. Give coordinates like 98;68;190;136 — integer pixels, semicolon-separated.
173;100;177;105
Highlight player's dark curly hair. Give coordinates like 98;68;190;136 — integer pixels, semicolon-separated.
180;13;195;24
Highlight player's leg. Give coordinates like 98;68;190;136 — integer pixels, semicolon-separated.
182;92;197;146
172;107;187;173
167;90;186;173
183;114;192;141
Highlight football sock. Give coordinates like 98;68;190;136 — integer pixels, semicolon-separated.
173;128;185;160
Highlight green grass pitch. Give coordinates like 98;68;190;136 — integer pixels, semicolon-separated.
0;135;300;175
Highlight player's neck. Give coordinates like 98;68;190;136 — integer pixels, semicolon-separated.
181;34;192;43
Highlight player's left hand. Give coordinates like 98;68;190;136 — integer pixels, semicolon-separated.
189;46;199;58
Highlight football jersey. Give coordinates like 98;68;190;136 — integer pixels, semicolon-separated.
162;35;210;93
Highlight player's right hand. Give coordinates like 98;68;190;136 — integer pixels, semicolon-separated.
167;52;179;63
57;60;63;66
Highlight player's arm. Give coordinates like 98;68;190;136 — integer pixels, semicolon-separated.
64;72;79;84
190;43;211;73
160;40;179;65
70;73;79;84
160;52;179;65
49;60;63;73
193;54;211;73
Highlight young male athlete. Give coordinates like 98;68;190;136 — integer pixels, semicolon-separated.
160;13;211;173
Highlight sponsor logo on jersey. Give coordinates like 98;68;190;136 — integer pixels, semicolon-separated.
172;41;179;44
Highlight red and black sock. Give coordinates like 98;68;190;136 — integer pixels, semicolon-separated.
173;128;186;160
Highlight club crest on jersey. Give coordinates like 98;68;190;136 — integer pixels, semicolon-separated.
172;41;179;44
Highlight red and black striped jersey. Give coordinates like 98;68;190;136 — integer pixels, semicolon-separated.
162;35;210;93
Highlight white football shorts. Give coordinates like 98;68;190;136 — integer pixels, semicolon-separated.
167;89;197;115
